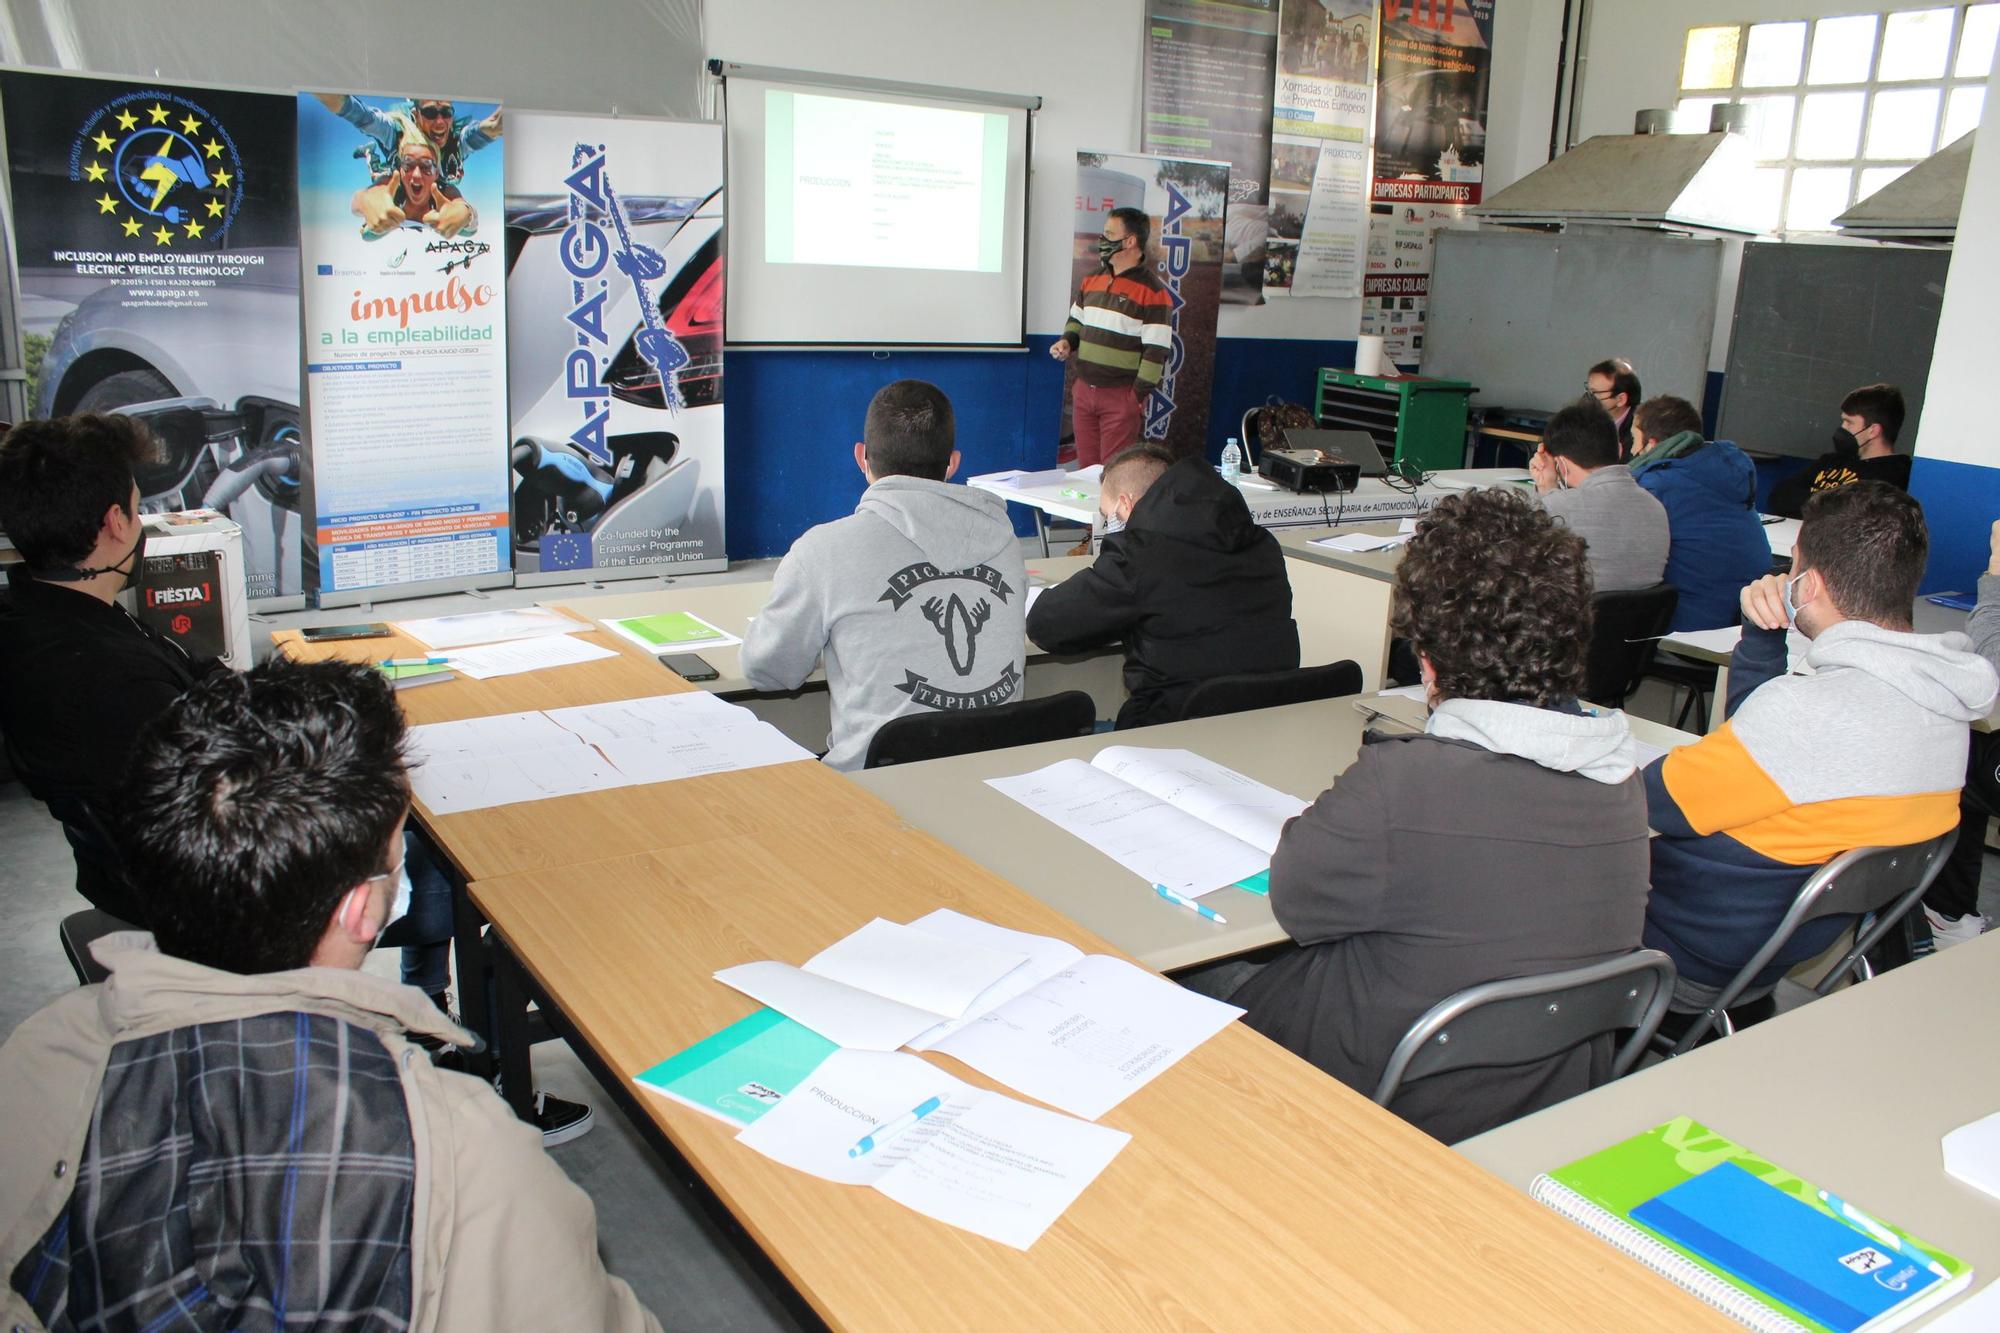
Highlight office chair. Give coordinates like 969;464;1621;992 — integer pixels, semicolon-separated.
1175;660;1364;723
864;690;1097;769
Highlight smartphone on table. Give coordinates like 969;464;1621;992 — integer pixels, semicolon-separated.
301;623;392;642
662;652;719;682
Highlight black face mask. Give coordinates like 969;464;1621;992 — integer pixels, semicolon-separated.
1831;427;1861;457
41;521;145;587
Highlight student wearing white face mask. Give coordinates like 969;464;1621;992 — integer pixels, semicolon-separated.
1028;444;1298;728
1641;483;1998;1030
1529;397;1669;592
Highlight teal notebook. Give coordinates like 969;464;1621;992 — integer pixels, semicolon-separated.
634;1009;836;1126
1531;1118;1973;1332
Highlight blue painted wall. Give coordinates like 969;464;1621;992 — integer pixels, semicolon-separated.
1912;456;2000;594
724;334;1359;558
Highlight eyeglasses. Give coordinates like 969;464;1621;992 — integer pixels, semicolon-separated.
398;156;440;176
1585;384;1616;400
415;104;453;121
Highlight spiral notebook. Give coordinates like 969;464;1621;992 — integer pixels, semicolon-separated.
1531;1118;1972;1333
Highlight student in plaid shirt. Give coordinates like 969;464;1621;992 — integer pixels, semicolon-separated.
0;660;658;1332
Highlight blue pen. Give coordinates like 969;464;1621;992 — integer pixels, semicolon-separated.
847;1095;944;1158
1153;883;1228;925
1817;1188;1950;1279
380;656;448;667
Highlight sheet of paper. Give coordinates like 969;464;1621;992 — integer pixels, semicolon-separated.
1089;747;1309;856
1377;683;1428;701
804;918;1029;1020
1398;517;1420;534
736;1049;1130;1251
395;606;591;651
1916;1276;2000;1331
931;954;1243;1120
1630;739;1669;769
1026;585;1045;616
406;711;582;765
1310;530;1408;553
714;960;945;1051
903;911;1086;1050
445;634;618;679
1664;625;1810;671
408;743;632;814
1943;1109;2000;1203
602;611;744;654
986;758;1269;897
593;723;813;784
545;691;751;744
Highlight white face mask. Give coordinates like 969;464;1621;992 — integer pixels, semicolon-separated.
1099;512;1125;536
372;856;413;943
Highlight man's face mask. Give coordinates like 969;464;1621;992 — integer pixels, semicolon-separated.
1782;571;1812;627
372;854;413;944
1096;234;1124;262
1098;506;1126;537
45;518;145;587
1831;427;1861;456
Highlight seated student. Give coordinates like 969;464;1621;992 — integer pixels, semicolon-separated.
1212;489;1651;1144
1628;395;1773;632
1644;483;1997;1020
742;380;1028;770
1586;357;1642;458
0;660;658;1331
1767;383;1912;519
0;414;223;923
1529;398;1669;591
1027;445;1299;728
1925;516;2000;948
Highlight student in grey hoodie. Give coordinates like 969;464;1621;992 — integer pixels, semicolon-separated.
742;380;1028;771
1219;488;1652;1144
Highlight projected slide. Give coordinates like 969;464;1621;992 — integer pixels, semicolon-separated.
765;90;1006;273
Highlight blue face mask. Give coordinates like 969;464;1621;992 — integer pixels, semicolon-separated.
1782;572;1808;627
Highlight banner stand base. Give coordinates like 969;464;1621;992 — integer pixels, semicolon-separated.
313;571;512;612
513;557;729;590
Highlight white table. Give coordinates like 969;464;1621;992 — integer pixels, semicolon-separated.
1458;931;2000;1328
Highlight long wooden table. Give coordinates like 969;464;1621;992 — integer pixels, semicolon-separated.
471;811;1726;1330
1459;931;2000;1327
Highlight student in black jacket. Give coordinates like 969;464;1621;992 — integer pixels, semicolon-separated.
1767;382;1913;519
1028;446;1298;728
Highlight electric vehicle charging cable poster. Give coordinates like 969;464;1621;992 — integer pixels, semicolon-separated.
504;112;725;581
297;89;511;602
0;70;305;604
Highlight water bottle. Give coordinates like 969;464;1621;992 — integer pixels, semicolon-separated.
1221;437;1242;482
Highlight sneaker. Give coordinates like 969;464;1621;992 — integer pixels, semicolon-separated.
1923;905;1992;950
532;1091;595;1147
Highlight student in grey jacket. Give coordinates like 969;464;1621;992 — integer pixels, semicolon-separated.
1222;488;1653;1144
1530;396;1670;592
742;380;1029;770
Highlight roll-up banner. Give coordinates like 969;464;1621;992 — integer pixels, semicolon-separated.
0;70;305;605
1364;0;1496;367
505;112;725;583
297;91;510;605
1062;151;1229;464
1141;1;1281;307
1265;0;1375;300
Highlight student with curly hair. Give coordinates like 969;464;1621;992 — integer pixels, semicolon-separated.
1195;488;1652;1143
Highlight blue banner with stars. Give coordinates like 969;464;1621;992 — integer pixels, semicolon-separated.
0;70;304;602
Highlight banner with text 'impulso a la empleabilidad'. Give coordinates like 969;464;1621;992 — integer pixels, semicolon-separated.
504;112;724;583
0;70;304;603
297;90;510;602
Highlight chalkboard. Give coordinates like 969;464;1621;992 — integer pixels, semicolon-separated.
1718;242;1948;460
1425;228;1722;418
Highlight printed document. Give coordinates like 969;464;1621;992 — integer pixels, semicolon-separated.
736;1049;1130;1250
395;606;591;651
444;634;617;679
986;749;1310;895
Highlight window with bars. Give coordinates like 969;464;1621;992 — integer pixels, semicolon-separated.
1677;5;1997;233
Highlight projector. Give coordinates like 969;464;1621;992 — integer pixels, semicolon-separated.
1259;447;1361;494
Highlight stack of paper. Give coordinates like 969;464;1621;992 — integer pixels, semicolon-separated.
737;1048;1130;1251
1311;530;1411;553
405;692;812;812
395;606;591;651
603;611;742;654
985;747;1310;897
444;634;617;679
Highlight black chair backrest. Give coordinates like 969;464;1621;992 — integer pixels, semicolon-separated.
1373;949;1676;1108
60;909;138;987
1663;830;1956;1054
1583;583;1679;708
1176;659;1364;723
864;690;1097;769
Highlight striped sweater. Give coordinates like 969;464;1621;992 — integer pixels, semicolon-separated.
1063;265;1173;390
1644;618;1997;989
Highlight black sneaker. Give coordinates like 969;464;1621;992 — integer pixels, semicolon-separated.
533;1091;595;1147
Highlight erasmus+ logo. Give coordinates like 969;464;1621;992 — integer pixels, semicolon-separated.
69;91;243;247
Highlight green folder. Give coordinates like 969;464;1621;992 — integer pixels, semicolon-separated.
633;1008;836;1126
612;611;730;647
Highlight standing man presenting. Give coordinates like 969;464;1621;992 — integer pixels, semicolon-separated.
1051;206;1173;467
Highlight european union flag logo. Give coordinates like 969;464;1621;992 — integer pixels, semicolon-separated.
541;532;593;572
316;264;333;276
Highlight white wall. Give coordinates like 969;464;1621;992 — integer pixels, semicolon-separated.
704;0;1561;340
0;0;705;119
1912;59;2000;468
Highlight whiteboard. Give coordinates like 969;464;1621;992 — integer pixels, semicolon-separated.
1425;229;1723;416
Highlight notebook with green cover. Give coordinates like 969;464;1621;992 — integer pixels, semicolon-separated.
1531;1117;1973;1333
634;1008;837;1126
